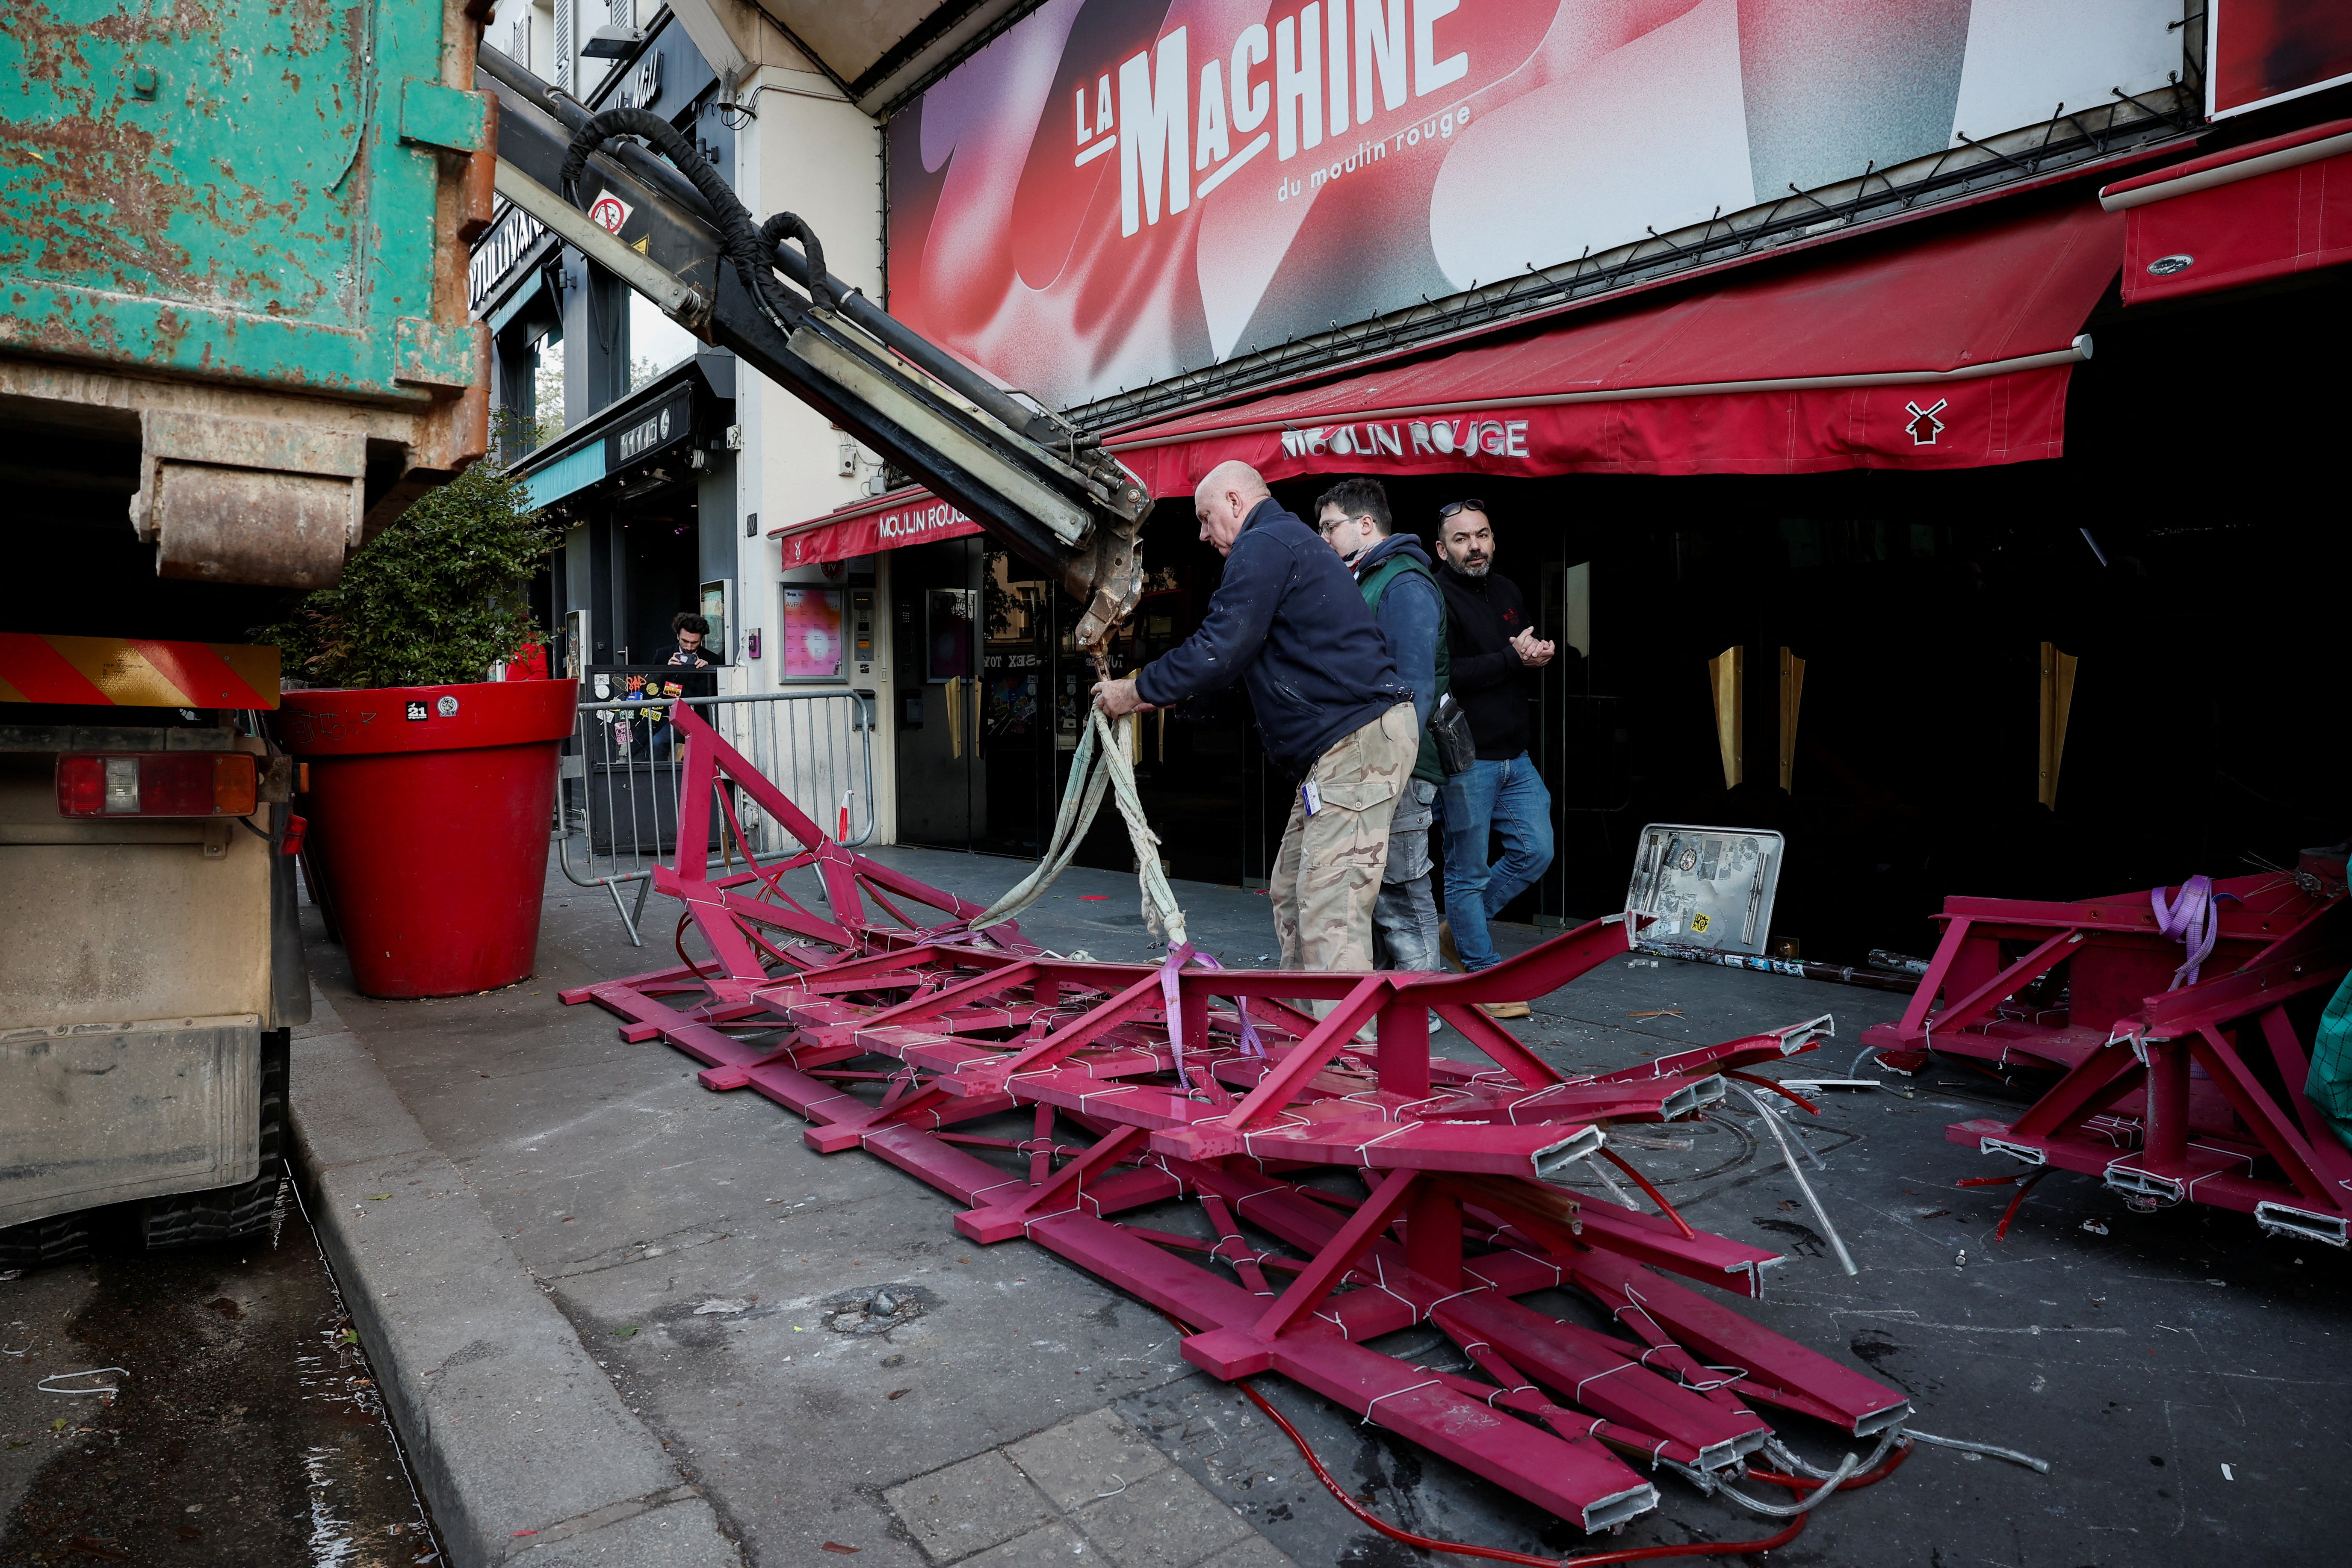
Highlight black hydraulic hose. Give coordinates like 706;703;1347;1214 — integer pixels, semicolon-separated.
551;104;1100;527
557;106;750;248
557;106;820;328
756;212;835;309
485;41;1098;455
481;43;720;221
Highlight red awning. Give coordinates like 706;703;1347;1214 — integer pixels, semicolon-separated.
774;489;984;567
2101;118;2352;306
1107;196;2123;492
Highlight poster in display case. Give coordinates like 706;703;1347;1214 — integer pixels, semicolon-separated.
780;587;845;682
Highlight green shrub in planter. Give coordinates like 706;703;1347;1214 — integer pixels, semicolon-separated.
263;463;564;689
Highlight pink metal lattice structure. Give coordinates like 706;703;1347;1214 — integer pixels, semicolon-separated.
561;705;1911;1532
1858;859;2352;1245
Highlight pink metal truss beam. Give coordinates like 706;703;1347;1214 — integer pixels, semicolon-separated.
1856;862;2352;1243
560;703;1912;1531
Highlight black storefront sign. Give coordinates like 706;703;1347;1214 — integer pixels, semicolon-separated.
608;387;694;470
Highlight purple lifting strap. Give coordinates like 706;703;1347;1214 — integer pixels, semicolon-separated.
1158;943;1268;1082
2151;875;2218;989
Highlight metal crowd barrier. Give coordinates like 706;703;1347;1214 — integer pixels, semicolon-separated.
557;688;875;943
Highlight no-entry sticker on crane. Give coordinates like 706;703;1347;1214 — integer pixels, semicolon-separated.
587;193;633;235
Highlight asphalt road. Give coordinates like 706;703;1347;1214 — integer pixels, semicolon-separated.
0;1190;440;1567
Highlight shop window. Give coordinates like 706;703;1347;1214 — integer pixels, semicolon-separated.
780;587;845;682
925;589;976;682
528;326;565;451
1778;517;1947;573
1780;518;1824;571
984;560;1048;750
629;292;697;393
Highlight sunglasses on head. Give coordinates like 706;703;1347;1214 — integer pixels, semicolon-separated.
1438;499;1485;520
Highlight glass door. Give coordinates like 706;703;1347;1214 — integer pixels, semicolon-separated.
978;551;1053;856
891;538;984;847
891;540;1058;854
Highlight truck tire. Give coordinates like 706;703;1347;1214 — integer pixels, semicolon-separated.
141;1027;290;1250
0;1212;94;1269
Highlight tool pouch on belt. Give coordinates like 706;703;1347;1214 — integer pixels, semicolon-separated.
1429;691;1477;777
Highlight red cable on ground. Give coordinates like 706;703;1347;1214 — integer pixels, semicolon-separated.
1746;1441;1913;1494
1946;1170;2053;1240
1156;1308;1865;1567
1994;1169;2051;1242
674;913;712;983
1596;1149;1700;1240
1232;1377;1809;1567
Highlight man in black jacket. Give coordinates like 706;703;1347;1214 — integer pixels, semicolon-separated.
1096;462;1417;989
1433;502;1555;999
663;612;724;669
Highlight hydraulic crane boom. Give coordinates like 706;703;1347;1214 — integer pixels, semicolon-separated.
474;44;1150;652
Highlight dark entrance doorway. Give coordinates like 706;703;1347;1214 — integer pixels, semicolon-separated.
1053;508;1263;890
1261;269;2352;963
891;538;1059;856
889;520;1265;877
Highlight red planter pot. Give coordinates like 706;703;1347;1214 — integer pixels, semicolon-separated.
276;679;578;999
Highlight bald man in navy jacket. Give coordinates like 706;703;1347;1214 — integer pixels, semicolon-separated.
1095;462;1418;995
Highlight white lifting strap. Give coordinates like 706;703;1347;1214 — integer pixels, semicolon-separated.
971;706;1190;948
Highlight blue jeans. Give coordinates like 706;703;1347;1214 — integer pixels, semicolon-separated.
1438;753;1555;971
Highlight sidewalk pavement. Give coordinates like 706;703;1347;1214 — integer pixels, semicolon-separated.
292;844;2350;1568
292;988;740;1568
289;850;1325;1568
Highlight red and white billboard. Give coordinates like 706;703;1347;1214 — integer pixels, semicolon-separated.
886;0;2181;411
2209;0;2352;120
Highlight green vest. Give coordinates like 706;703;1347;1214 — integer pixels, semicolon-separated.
1356;549;1448;785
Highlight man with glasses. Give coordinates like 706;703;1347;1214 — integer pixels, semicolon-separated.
1095;461;1417;1000
1432;501;1555;1015
1315;478;1446;998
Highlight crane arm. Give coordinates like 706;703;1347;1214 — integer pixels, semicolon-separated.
474;44;1149;652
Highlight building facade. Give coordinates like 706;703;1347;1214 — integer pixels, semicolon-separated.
473;2;907;841
472;3;2352;964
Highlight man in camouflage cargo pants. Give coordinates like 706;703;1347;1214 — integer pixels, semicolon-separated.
1094;462;1418;994
1266;702;1421;976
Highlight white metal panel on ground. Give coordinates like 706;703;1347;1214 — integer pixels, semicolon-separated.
1625;822;1785;956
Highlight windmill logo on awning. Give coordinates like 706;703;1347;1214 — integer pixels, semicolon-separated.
1904;399;1948;445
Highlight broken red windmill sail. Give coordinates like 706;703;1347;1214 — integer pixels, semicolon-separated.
562;702;1913;1533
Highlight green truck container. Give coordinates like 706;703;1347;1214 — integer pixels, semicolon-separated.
0;2;494;1264
1;0;495;587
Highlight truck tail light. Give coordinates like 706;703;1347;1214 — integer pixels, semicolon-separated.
56;753;260;818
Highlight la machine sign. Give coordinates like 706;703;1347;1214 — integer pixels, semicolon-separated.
886;0;2182;412
1077;3;1476;239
